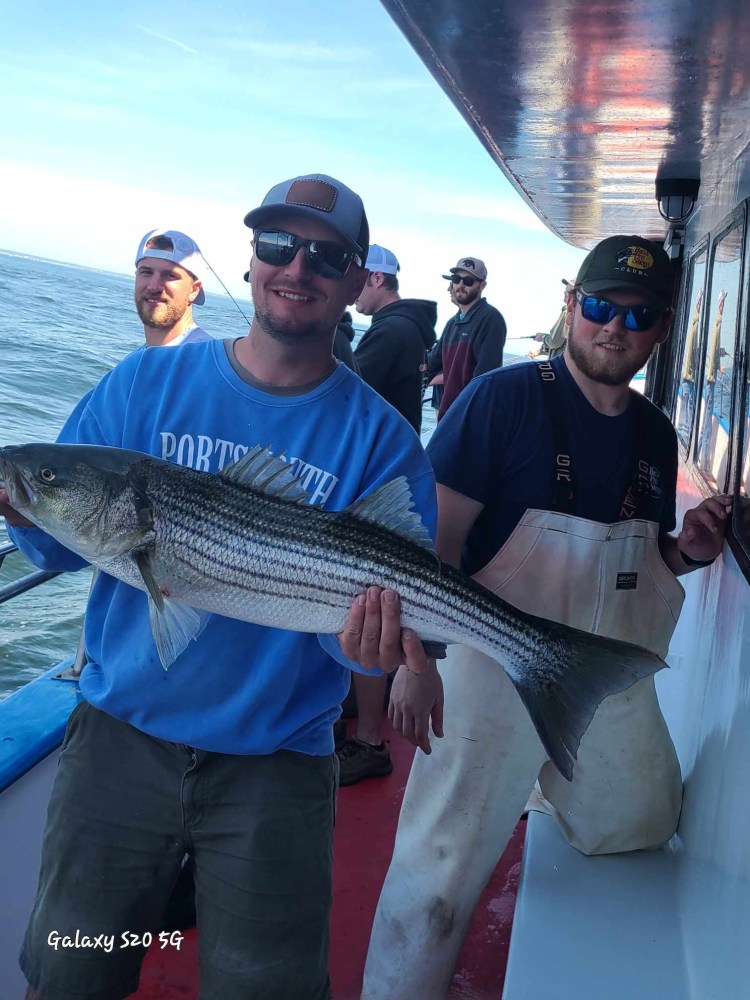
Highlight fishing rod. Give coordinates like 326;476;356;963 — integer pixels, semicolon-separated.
203;257;253;326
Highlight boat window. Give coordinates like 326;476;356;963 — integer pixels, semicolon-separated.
694;221;744;491
674;249;707;451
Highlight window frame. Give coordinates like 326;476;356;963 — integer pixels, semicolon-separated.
666;239;709;458
726;205;750;567
691;211;746;492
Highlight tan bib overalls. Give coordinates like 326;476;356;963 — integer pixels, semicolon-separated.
362;509;685;1000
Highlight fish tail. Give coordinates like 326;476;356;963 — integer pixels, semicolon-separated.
509;626;666;782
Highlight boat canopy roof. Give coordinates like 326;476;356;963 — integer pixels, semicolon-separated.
380;0;750;248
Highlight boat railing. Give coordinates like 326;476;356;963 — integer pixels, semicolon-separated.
0;540;61;606
0;541;86;678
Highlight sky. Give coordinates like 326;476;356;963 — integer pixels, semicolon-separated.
0;0;588;344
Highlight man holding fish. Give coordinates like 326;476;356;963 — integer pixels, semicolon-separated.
358;235;732;1000
1;174;436;1000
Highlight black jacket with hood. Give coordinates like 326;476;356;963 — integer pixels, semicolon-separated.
354;298;437;433
333;311;360;374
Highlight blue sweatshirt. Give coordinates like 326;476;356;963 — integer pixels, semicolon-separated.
10;340;436;755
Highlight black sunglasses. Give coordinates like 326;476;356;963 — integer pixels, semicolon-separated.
576;291;667;332
254;230;362;280
448;274;478;287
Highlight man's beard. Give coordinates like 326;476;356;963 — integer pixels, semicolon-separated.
254;301;331;347
135;296;185;330
455;284;481;308
567;330;653;386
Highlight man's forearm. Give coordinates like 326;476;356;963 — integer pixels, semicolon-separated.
7;524;89;573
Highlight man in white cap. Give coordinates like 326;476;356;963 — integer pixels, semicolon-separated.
134;229;212;346
426;255;507;419
355;245;437;435
335;246;437;787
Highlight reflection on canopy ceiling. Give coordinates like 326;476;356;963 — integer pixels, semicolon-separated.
380;0;750;248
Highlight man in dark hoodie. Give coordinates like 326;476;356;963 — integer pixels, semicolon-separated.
336;246;437;787
354;245;437;433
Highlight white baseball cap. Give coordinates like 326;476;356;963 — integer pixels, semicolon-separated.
365;244;400;275
135;229;206;305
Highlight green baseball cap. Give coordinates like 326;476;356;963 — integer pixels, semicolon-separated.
576;236;673;307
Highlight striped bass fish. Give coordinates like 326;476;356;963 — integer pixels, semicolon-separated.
0;441;665;780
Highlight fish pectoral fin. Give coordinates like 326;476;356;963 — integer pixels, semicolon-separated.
346;477;437;556
221;444;312;505
509;626;666;782
422;640;447;659
147;596;208;670
135;551;209;669
136;550;164;610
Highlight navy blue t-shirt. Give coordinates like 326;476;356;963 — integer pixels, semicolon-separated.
426;355;678;575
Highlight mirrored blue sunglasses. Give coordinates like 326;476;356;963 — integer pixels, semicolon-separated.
576;291;667;332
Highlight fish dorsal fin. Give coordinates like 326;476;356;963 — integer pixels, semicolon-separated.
348;477;436;555
221;445;311;504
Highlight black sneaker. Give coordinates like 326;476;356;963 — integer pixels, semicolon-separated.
336;737;393;786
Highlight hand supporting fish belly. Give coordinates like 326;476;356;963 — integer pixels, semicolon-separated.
0;442;666;781
337;585;433;675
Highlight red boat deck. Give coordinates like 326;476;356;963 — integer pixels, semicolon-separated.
135;720;524;999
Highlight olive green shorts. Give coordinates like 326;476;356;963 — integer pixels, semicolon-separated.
21;701;337;1000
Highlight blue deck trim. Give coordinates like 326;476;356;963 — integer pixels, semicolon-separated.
0;663;81;793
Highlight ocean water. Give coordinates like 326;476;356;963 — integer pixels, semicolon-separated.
0;250;437;699
0;250;252;698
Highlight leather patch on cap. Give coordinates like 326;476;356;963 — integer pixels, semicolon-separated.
286;179;337;213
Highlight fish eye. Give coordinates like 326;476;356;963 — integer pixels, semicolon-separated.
40;467;56;482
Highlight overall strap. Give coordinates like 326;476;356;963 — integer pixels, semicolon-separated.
618;392;664;522
537;360;575;513
536;361;661;521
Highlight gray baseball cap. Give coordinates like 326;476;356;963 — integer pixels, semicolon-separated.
244;174;369;259
444;256;488;281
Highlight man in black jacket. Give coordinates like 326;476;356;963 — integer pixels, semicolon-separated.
354;245;437;434
336;246;437;787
